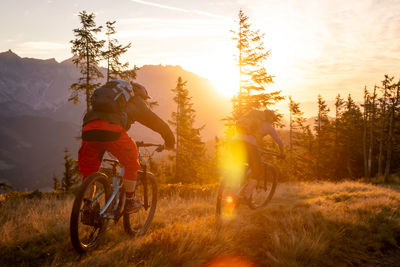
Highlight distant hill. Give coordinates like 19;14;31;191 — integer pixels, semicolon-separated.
0;50;230;138
0;50;231;190
0;115;80;190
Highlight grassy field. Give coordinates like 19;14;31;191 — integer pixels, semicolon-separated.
1;181;400;266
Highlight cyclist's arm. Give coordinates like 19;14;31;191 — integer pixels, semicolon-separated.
126;97;175;149
260;122;284;154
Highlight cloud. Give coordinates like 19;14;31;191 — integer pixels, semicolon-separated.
119;17;227;26
116;16;230;40
130;0;187;12
16;42;69;53
235;0;400;101
129;0;230;20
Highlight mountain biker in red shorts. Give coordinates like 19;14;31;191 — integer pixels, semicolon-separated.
78;80;175;213
236;109;285;204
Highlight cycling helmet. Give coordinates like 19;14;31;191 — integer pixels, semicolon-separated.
107;79;133;101
130;81;151;100
264;109;277;123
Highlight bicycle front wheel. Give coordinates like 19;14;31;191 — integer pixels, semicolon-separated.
123;171;157;236
249;164;278;209
70;172;111;253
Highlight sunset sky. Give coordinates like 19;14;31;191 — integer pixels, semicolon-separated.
1;0;400;112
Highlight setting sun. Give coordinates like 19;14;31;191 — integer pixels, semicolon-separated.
208;64;239;97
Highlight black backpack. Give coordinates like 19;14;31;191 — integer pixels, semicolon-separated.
91;80;131;113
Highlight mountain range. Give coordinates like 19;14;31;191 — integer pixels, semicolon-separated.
0;50;231;190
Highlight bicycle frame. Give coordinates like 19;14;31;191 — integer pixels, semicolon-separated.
98;143;160;219
98;149;152;220
228;150;279;196
98;168;125;220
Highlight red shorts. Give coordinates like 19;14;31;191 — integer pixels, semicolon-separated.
78;120;140;181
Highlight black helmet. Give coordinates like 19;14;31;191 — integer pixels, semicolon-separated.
130;82;151;100
107;79;133;101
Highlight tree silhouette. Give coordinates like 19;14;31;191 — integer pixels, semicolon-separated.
230;9;283;120
61;148;80;191
169;77;205;183
103;21;137;82
69;10;104;112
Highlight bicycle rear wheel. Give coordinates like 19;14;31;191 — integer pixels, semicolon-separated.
123;171;157;236
248;164;278;209
70;172;111;253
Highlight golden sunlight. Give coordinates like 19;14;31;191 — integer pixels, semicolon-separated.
208;65;240;97
225;195;234;204
188;43;240;98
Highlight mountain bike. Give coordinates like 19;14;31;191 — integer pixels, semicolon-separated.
216;149;281;221
70;141;163;253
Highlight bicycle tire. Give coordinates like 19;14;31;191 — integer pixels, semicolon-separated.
215;184;223;220
70;172;111;253
123;171;157;236
248;164;278;209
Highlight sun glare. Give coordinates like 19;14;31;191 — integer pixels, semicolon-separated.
206;64;239;98
225;195;234;204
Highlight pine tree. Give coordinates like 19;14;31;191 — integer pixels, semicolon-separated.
103;21;137;82
333;94;345;179
314;95;331;178
52;174;60;191
367;85;378;177
342;94;364;178
384;79;399;182
288;96;306;179
69;10;105;112
169;77;206;183
377;75;393;175
230;9;283;120
61;148;80;191
362;87;369;177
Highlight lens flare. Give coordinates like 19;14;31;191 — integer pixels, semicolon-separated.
203;255;258;267
217;137;247;190
225;195;234;204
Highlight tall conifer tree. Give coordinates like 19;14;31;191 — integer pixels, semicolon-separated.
377;75;393;175
314;95;331;178
69;11;104;112
231;9;283;120
288;96;306;178
384;79;399;181
61;148;80;191
169;77;205;183
103;21;137;82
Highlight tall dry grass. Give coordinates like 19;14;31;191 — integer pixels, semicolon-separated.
1;181;400;266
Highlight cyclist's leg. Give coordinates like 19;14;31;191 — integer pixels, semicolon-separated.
78;141;106;199
245;143;263;199
78;141;105;179
105;131;140;195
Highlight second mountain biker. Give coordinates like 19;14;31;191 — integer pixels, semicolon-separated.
236;109;285;204
78;80;175;213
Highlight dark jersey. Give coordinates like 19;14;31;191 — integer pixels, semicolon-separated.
126;96;175;148
82;96;175;148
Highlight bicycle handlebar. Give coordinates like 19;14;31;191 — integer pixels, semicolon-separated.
136;141;163;148
259;149;285;159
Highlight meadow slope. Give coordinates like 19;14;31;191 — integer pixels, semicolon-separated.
1;181;400;267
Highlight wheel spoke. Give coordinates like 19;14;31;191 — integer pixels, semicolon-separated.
70;173;111;253
123;173;157;236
